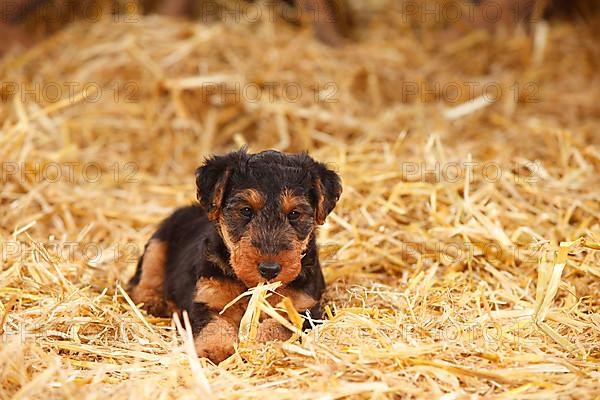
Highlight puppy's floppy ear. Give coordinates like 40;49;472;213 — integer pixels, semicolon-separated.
195;150;245;221
310;160;342;225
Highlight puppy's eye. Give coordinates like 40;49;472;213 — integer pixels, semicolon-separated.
240;207;253;218
287;210;301;221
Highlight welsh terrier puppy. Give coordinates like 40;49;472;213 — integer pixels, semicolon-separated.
128;149;342;362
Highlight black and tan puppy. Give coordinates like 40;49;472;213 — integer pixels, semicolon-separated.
128;149;342;362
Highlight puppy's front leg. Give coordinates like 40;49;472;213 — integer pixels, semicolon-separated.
190;303;238;363
190;277;247;363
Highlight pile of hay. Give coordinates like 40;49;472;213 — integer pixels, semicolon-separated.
1;2;599;398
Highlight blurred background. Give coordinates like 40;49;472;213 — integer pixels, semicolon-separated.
1;0;600;398
1;0;599;53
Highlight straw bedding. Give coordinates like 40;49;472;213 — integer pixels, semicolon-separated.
1;2;599;398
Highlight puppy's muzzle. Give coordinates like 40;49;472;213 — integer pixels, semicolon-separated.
258;262;281;280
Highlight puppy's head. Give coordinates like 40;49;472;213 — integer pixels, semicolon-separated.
196;149;342;287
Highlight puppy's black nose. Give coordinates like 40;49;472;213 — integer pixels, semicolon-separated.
258;262;281;279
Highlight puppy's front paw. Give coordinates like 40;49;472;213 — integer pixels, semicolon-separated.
130;287;170;317
256;318;292;343
194;317;238;363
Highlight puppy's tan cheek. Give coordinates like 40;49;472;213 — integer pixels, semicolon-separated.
218;216;236;251
218;219;257;285
275;256;302;284
231;236;263;287
272;238;308;283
